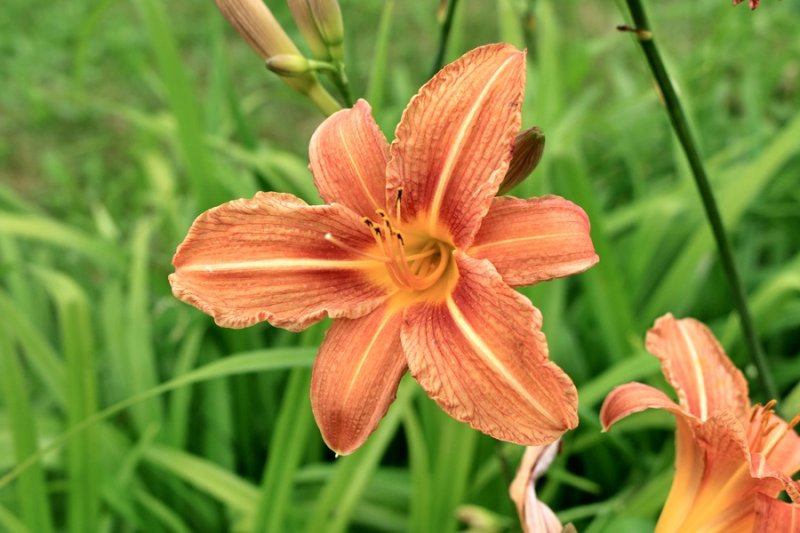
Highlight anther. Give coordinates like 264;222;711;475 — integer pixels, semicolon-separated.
362;217;374;227
395;188;403;221
397;233;405;246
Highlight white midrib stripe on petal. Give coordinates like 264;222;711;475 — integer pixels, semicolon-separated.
677;320;709;420
468;232;586;252
445;295;559;427
180;258;376;272
344;310;396;401
427;52;519;233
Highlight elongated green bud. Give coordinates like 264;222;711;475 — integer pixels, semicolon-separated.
498;127;545;195
266;54;311;76
287;0;330;60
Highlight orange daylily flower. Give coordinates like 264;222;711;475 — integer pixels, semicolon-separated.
601;314;800;532
170;43;598;455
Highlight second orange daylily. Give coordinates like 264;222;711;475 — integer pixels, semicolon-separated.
170;43;598;454
601;314;800;532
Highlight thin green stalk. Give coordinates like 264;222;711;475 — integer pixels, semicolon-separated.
622;0;777;401
430;0;460;76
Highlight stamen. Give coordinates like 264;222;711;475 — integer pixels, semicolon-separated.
324;233;388;262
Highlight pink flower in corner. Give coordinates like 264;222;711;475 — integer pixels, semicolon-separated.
601;314;800;532
733;0;761;10
170;43;598;455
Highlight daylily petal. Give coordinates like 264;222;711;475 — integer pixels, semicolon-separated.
646;314;750;422
468;196;598;287
754;494;800;533
658;412;785;533
309;99;389;216
310;302;405;455
402;252;577;445
510;442;564;533
600;382;685;431
386;43;525;248
170;192;389;330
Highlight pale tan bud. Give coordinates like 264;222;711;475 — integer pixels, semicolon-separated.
214;0;341;115
215;0;300;60
288;0;330;60
266;54;311;76
498;127;545;195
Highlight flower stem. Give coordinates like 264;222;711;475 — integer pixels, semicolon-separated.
622;0;778;401
430;0;460;76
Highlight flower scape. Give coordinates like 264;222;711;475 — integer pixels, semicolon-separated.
169;43;598;455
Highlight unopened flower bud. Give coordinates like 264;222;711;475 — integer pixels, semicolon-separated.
498;127;545;195
288;0;345;62
215;0;300;61
288;0;330;60
214;0;340;115
266;54;311;77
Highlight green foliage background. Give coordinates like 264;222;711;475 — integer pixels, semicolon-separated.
1;1;799;531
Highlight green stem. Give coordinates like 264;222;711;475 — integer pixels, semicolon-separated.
332;62;354;107
622;0;777;401
430;0;460;76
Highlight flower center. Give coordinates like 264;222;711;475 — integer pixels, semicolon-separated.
324;189;452;293
362;212;450;292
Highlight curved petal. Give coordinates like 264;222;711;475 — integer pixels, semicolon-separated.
468;196;598;287
658;412;783;532
386;43;525;248
600;382;686;431
510;442;564;533
646;314;750;422
309;99;389;216
402;252;577;445
170;192;390;330
754;494;800;533
310;302;405;455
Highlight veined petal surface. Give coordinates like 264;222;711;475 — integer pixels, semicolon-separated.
309;99;389;216
468;196;598;287
170;192;389;330
402;252;577;445
386;43;525;248
646;314;750;422
310;303;405;455
657;412;782;533
754;494;800;533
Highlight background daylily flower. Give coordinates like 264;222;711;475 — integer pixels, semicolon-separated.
600;314;800;532
510;441;566;533
170;43;598;455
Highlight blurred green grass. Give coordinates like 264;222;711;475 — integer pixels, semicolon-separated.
1;0;799;531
